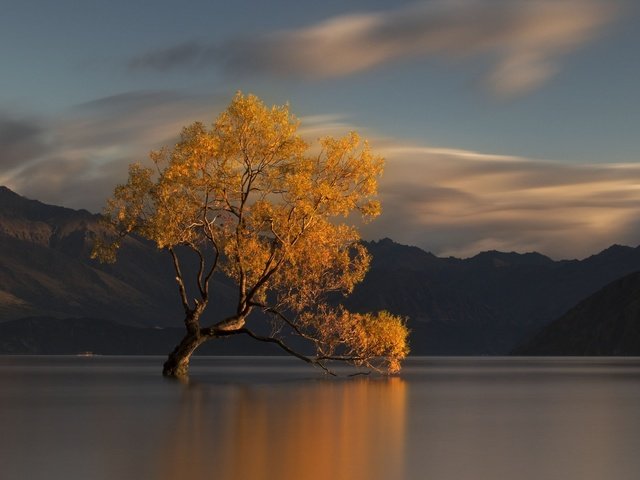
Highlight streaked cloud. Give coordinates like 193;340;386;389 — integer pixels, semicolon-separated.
129;0;618;95
2;95;639;260
0;114;47;171
0;91;221;211
0;95;349;212
365;142;640;258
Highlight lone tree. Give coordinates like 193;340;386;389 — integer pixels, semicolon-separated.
93;93;409;378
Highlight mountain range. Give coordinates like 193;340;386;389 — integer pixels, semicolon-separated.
514;271;640;355
344;239;640;354
1;186;639;355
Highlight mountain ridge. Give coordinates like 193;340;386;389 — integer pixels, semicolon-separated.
513;271;640;355
2;186;640;355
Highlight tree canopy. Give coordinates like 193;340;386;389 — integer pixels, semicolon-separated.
93;93;409;378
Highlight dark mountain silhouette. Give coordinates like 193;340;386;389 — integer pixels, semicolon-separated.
2;186;640;355
0;186;236;326
346;239;640;354
513;271;640;355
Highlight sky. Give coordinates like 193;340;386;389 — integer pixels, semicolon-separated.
1;0;639;259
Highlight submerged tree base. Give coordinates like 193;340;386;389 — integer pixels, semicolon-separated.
162;358;190;379
162;333;203;379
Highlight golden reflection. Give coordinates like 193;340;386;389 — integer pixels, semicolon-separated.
156;377;407;480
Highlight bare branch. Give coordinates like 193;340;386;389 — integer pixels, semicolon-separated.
168;247;191;315
203;222;220;290
269;220;286;245
252;302;317;343
238;328;335;376
316;355;367;362
244;254;283;306
187;242;207;299
317;355;387;375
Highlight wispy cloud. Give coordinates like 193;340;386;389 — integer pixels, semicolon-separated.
366;143;640;258
2;96;639;259
0;91;221;211
129;0;618;95
0;114;48;171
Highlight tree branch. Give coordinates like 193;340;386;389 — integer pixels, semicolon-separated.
238;328;335;376
201;217;220;292
251;302;317;343
187;242;207;300
243;259;282;309
168;247;191;315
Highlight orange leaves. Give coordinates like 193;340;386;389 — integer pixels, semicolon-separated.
285;132;383;221
215;92;306;173
353;311;411;374
271;222;370;311
300;307;410;374
106;163;154;234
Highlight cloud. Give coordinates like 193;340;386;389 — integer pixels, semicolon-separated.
1;95;351;212
361;143;640;259
60;91;219;151
129;0;618;95
0;114;48;171
2;96;640;260
1;91;222;212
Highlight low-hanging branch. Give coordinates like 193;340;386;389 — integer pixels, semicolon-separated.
237;327;336;376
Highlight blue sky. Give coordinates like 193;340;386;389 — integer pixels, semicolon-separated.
1;0;638;258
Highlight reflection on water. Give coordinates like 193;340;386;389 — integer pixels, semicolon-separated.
157;377;406;480
2;356;640;480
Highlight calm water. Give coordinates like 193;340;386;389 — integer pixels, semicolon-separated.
1;356;640;480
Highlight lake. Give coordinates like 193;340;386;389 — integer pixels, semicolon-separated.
1;356;640;480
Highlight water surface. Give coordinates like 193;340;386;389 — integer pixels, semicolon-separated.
1;356;640;480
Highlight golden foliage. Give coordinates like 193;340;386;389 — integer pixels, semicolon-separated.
93;92;409;373
301;308;410;374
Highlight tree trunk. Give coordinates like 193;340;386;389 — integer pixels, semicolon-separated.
162;332;203;379
162;314;246;379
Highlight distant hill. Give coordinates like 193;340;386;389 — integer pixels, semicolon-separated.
3;186;640;355
347;239;640;354
0;186;236;326
513;271;640;355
